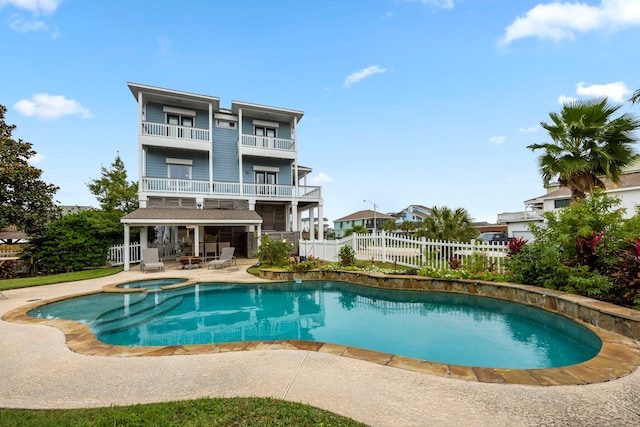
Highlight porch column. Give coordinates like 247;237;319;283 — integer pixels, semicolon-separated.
123;224;130;272
140;227;148;248
194;226;201;256
318;204;324;241
309;208;316;240
290;202;298;232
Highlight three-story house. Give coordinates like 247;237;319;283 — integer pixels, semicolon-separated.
121;83;323;271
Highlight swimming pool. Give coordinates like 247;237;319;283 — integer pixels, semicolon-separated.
27;280;602;369
115;278;188;290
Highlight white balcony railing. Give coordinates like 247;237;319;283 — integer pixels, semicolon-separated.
497;211;544;222
141;177;321;199
241;134;295;151
142;122;210;142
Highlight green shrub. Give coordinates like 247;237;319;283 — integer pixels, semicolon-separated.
254;234;294;267
338;245;356;266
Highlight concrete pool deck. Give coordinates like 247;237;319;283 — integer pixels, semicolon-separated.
1;260;640;426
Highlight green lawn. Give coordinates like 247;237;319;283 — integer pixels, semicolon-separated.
0;397;366;426
0;269;367;426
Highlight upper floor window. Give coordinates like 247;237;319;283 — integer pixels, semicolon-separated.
167;114;193;127
554;199;570;208
167;158;192;180
255;126;276;138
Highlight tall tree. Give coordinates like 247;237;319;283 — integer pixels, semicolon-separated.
0;104;60;235
416;206;476;242
630;89;640;105
528;99;640;203
87;153;138;214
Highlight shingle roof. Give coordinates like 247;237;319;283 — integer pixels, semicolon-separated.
334;210;395;222
121;208;263;224
525;171;640;205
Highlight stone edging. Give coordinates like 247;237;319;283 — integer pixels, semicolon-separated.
259;269;640;341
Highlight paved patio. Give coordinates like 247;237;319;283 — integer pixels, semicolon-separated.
1;259;640;426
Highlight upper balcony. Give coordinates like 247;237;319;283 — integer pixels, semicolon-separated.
240;134;295;159
141;177;321;202
140;122;211;152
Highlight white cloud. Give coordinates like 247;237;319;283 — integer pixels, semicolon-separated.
558;95;578;104
0;0;63;14
576;81;631;102
9;14;48;32
519;126;539;133
404;0;454;8
28;152;45;164
489;136;506;145
499;0;640;45
309;172;333;186
343;65;388;88
14;93;93;119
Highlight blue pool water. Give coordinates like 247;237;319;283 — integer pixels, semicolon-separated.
28;281;602;369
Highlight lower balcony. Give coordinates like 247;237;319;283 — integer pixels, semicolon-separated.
142;177;321;200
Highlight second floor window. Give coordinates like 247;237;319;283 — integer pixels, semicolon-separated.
167;114;193;127
168;164;191;180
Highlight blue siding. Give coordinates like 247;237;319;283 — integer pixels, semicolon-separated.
241;116;291;139
146;148;209;179
146;102;209;128
242;157;292;184
212;126;239;181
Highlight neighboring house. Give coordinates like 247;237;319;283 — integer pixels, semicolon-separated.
499;168;640;241
121;83;323;271
390;204;432;226
333;210;395;238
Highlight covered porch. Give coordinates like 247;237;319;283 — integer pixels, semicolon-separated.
120;208;263;272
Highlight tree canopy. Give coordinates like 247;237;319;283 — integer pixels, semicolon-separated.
528;98;640;203
415;206;476;242
87;153;138;214
0;104;60;235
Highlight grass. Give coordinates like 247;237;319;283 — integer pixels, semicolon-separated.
0;397;366;426
0;266;123;291
0;268;366;426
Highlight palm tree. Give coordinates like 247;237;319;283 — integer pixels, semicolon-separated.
416;206;476;242
382;219;397;233
630;89;640;105
344;224;368;237
528;98;640;203
399;220;415;236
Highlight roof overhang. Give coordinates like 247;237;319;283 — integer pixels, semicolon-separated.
121;208;263;227
127;82;220;112
231;100;303;123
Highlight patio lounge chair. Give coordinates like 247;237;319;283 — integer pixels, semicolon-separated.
208;246;235;270
141;248;165;273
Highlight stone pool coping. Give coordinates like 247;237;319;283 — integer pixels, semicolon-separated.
3;269;640;386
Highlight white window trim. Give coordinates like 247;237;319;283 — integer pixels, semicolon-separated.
214;113;238;122
253;165;279;172
166;158;193;166
163;106;196;116
253;119;279;128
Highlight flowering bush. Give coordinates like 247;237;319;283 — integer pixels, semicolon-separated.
254;234;293;267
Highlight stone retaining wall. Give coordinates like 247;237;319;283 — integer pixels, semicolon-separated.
259;269;640;342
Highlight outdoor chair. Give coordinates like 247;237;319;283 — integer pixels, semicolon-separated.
141;248;165;273
208;246;235;270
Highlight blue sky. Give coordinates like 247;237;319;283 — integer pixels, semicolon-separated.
2;0;640;224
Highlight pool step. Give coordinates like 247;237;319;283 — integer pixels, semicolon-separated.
91;295;184;335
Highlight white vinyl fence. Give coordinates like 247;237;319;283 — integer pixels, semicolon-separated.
108;242;141;266
108;242;179;266
298;232;509;273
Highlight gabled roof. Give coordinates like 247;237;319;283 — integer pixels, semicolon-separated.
334;210;395;222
